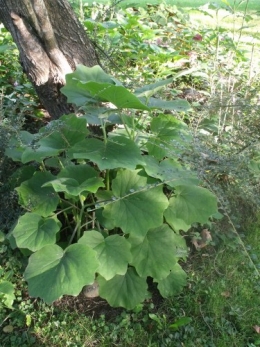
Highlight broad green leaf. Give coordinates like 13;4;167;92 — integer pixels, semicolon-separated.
21;115;89;163
0;281;15;308
135;77;173;98
43;164;104;195
24;244;99;303
82;106;122;125
95;208;116;230
12;213;61;252
62;65;189;112
62;65;149;110
5;131;35;162
39;114;89;147
146;114;191;159
95;190;116;230
9;166;36;189
164;185;218;231
61;65;122;106
142;157;198;187
0;44;15;53
166;215;191;232
129;225;186;280
16;172;59;217
21;143;60;164
81;82;151;110
198;117;219;134
66;64;116;84
103;170;169;236
79;230;132;280
61;77;96;106
155;263;187;298
147;97;191;112
98;267;148;309
69;137;145;170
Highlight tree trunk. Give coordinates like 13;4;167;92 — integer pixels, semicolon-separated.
0;0;100;119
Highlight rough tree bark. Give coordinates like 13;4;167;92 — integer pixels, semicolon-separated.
0;0;100;119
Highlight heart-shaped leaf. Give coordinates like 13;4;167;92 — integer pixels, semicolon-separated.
61;65;117;106
98;267;149;309
24;244;99;303
68;64;116;84
155;263;187;298
146;114;191;160
5;131;35;162
129;225;186;280
164;185;218;231
44;164;104;195
142;156;198;186
21;115;89;163
103;169;169;236
79;230;132;280
12;213;61;252
69;137;145;170
82;82;151;110
16;172;59;217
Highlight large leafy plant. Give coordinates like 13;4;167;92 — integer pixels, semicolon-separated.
5;65;218;309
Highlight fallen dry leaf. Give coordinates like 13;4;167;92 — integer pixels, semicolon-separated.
221;291;231;298
253;325;260;334
192;229;212;250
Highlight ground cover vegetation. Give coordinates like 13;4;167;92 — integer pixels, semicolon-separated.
1;0;260;345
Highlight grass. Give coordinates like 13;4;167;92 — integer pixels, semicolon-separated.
188;6;260;59
2;220;260;346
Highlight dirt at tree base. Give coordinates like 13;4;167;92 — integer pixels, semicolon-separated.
52;281;164;319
